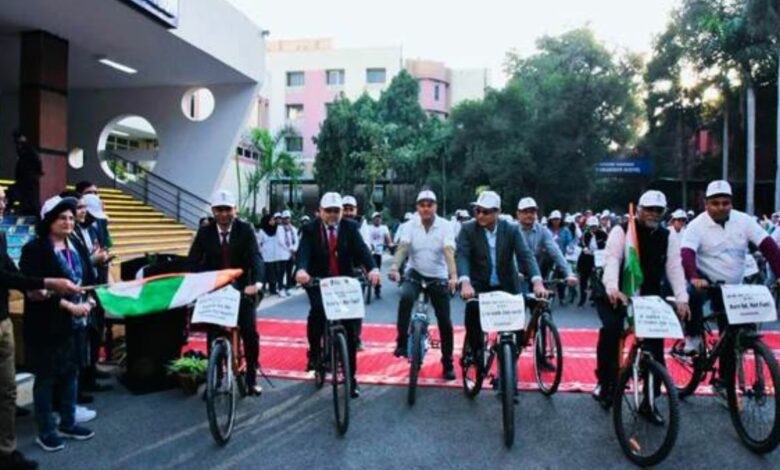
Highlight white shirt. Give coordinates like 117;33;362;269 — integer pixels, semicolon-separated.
257;229;285;262
603;224;689;303
401;215;455;279
668;227;685;247
681;210;768;284
278;224;299;258
364;224;390;255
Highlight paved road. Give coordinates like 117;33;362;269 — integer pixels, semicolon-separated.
14;268;780;469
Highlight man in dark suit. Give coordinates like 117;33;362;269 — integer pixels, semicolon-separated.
295;192;379;398
456;191;548;356
188;190;264;395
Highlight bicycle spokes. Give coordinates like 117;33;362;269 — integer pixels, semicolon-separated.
732;346;777;445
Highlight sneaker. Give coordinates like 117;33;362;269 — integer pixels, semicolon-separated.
75;405;97;423
0;450;39;469
442;361;456;381
35;434;64;452
58;425;95;441
350;381;361;399
592;384;613;409
683;336;702;355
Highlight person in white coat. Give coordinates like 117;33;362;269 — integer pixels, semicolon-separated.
256;213;284;295
278;210;299;297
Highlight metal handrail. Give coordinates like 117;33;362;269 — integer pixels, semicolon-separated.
104;152;210;228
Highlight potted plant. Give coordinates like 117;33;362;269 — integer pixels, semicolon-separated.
167;356;208;395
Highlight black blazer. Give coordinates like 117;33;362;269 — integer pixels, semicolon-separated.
19;236;96;348
0;231;44;321
187;219;263;288
296;217;376;279
456;219;540;295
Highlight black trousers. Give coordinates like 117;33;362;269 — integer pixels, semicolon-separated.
578;255;594;306
464;287;523;354
284;259;296;290
305;286;359;380
206;299;259;385
594;298;664;390
396;270;453;362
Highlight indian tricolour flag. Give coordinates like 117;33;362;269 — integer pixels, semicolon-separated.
95;269;243;317
621;203;643;297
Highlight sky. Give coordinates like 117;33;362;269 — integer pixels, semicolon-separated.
228;0;681;86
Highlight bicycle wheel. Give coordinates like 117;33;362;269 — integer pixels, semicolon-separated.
500;342;516;448
331;331;351;435
613;355;679;467
726;338;780;453
461;339;485;399
667;339;703;399
206;339;236;446
533;314;563;396
408;321;424;406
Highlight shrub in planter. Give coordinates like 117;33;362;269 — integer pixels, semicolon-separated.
167;356;208;395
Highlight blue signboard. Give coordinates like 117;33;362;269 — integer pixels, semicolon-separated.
594;158;653;176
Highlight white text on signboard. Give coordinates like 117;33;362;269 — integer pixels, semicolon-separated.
192;285;241;328
721;284;777;325
479;291;525;333
321;277;365;321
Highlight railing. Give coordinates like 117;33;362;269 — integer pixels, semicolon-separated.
103;152;210;229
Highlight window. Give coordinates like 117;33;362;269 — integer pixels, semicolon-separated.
286;104;304;120
285;136;303;152
326;69;345;86
434;84;440;101
366;68;386;84
286;71;305;87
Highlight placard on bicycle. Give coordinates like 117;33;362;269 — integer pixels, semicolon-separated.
721;284;777;325
192;285;241;328
630;296;684;339
478;291;525;333
321;276;366;320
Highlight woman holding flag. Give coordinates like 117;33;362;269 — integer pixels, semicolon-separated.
591;190;690;419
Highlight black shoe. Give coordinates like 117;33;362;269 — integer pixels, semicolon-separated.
592;384;613;410
393;345;408;358
351;381;361;399
15;406;31;417
77;394;94;405
0;450;39;470
306;357;317;371
442;361;456;381
638;400;665;426
81;382;112;393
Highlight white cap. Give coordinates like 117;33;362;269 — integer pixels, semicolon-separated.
83;193;108;219
638;190;667;208
372;211;381;218
342;195;357;207
281;210;291;218
41;196;63;219
517;197;537;211
586;216;599;227
301;215;311;222
473;191;501;210
417;190;437;203
706;180;732;198
320;192;342;209
549;210;562;220
404;212;413;221
457;209;470;218
273;212;282;218
671;209;687;220
211;190;236;208
540;216;548;225
564;215;575;224
601;209;610;217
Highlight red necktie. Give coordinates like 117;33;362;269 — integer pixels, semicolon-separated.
220;232;230;268
328;225;339;276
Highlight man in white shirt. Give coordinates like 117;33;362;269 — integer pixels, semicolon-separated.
364;212;392;299
389;190;458;380
667;209;687;246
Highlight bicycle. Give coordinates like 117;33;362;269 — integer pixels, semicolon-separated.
668;283;780;453
524;284;564;395
309;277;365;435
461;292;526;448
612;297;680;467
199;289;260;445
403;277;447;406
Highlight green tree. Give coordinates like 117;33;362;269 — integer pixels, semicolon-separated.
313;97;366;194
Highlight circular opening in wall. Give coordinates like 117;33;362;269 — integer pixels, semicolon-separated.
68;147;84;169
181;87;215;121
97;115;159;183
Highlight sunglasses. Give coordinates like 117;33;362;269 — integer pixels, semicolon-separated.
324;208;341;214
475;208;497;215
417;202;435;208
642;207;665;214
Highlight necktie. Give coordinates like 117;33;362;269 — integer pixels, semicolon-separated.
328;226;339;276
220;232;230;268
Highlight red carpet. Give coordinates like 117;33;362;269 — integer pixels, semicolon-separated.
185;319;780;395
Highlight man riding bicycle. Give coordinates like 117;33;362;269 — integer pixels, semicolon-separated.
593;190;690;420
680;180;780;397
456;191;548;360
295;192;380;398
388;190;459;380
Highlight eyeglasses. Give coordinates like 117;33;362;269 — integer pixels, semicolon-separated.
324;208;341;214
475;208;496;216
642;207;665;214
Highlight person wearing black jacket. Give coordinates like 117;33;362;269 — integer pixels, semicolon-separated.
20;196;97;452
187;190;264;395
295;193;379;398
577;217;608;308
0;188;79;468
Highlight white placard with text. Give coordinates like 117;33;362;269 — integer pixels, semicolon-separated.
721;284;777;325
192;285;241;328
565;245;582;262
631;296;684;339
594;250;606;268
320;277;366;320
743;255;760;278
479;291;525;333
